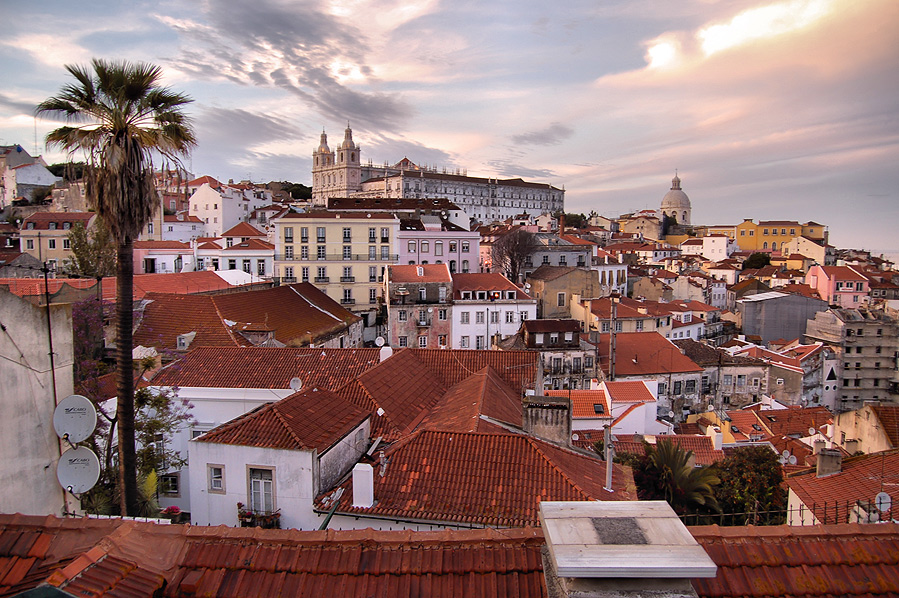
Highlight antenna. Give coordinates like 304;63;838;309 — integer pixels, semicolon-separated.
53;395;97;445
57;446;100;495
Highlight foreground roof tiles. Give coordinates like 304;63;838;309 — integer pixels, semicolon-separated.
319;430;636;527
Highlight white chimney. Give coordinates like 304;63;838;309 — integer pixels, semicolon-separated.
352;463;374;508
379;345;394;362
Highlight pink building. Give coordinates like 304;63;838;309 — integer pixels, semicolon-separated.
385;263;453;349
805;265;869;308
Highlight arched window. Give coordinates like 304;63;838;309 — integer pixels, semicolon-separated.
771;242;777;250
763;242;768;249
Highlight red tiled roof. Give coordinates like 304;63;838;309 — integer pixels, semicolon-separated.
222;237;274;250
420;366;523;432
133;240;191;250
279;211;397;220
20;212;94;229
220;221;264;237
150;347;381;390
605;380;656;403
691;523;899;598
197;386;368;451
163;214;203;223
871;405;899;447
187;175;220;186
319;430;636;526
407;348;539;392
388;263;452;283
133;293;242;350
612;435;724;466
787;449;899;524
452;273;530;299
818;265;867;281
522;319;581;333
592;332;703;376
546;390;609;419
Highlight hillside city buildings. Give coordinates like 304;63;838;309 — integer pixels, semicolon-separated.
2;125;899;598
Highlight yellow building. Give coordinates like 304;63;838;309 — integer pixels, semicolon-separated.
19;212;96;271
735;219;828;253
272;211;399;322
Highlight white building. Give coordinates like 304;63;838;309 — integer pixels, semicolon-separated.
162;213;205;243
680;235;736;261
188;179;272;237
311;125;564;224
450;272;536;349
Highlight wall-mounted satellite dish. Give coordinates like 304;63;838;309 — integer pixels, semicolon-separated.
53;394;97;443
289;377;303;392
572;433;580;441
668;410;675;418
788;455;797;465
875;492;892;513
57;446;100;494
782;449;791;458
707;405;715;412
374;336;385;347
808;427;816;436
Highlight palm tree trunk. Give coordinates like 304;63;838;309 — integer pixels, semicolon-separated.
116;236;139;515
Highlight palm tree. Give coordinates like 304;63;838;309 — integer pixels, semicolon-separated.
638;439;720;515
37;59;195;516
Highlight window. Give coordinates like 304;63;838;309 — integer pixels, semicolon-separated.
48;239;56;249
284;227;294;242
369;266;377;282
542;255;550;264
208;465;225;493
243;259;251;273
419;287;426;301
317;246;326;260
369;227;376;242
418;335;428;347
343;266;352;280
685;380;696;393
490;310;499;324
557;292;566;307
461;241;470;252
317;227;326;242
160;474;179;496
461;311;470;324
435;241;443;256
460;336;470;348
301;266;309;282
439;286;447;303
723;374;733;386
438;334;447;347
300;227;309;242
26;239;34;250
257;260;266;276
476;335;485;349
658;382;667;395
398;336;408;347
462;260;469;273
399;310;407;321
381;246;389;259
449;241;458;252
737;375;746;386
342;227;351;241
408;241;416;253
673;381;683;395
438;309;447;321
228;259;237;270
249;468;274;513
342;289;353;303
506;311;515;323
343;245;352;260
370;288;378;303
585;356;594;369
476;311;485;324
421;241;429;253
63;239;71;250
520;311;528;321
301;246;309;259
285;246;294;260
380;228;390;242
317;266;326;280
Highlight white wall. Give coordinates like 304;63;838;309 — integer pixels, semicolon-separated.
451;300;536;349
0;289;74;515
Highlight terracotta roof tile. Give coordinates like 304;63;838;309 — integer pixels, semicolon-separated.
221;222;265;237
150;347;381;390
787;448;899;524
590;332;703;376
406;348;539;392
419;366;523;432
612;435;724;466
605;380;656;403
388;263;452;283
871;405;899;447
522;319;582;333
452;273;531;299
134;293;241;351
546;390;609;418
197;387;368;451
691;523;899;598
319;430;636;526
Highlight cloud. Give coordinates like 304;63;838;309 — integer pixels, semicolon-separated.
486;160;557;180
155;0;410;129
194;107;304;149
0;93;36;115
511;122;574;146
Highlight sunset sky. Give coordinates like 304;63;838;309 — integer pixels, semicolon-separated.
1;0;897;254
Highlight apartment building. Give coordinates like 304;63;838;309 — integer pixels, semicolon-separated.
272;211;400;328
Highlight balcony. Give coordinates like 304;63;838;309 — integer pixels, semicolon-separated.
317;236;326;243
341;298;356;305
417;318;431;327
314;276;330;283
369;276;378;282
284;237;293;244
369;297;378;304
300;236;308;243
381;236;390;243
340;276;355;282
282;277;297;283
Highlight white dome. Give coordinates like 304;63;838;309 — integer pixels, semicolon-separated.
660;175;690;211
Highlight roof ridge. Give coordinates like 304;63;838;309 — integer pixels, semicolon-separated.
208;294;245;346
271;399;307;448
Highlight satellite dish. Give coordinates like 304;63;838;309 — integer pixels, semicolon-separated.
782;449;791;458
289;377;303;392
808;427;816;436
57;446;100;494
778;455;787;465
707;404;715;412
428;307;433;313
53;395;97;444
668;410;675;418
788;455;797;465
572;433;580;441
374;336;385;347
875;492;892;513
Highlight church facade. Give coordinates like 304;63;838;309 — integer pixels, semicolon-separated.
311;125;564;224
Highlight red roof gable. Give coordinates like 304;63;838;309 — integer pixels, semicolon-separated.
196;386;368;451
546;390;609;418
221;222;265;237
593;332;703;376
420;366;523;432
388;263;452;283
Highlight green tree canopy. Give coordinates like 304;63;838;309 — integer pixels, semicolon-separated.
714;445;786;524
629;439;721;516
62;220;116;278
742;252;771;270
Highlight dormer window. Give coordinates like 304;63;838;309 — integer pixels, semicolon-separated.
417;266;424;276
63;222;71;230
26;222;34;230
48;222;57;230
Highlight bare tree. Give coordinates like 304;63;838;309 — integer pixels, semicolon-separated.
491;228;539;283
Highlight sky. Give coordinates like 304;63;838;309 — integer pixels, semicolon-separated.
1;0;897;255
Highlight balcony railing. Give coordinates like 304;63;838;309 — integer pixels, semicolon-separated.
275;253;398;262
340;276;355;282
416;318;431;327
314;276;330;283
341;298;356;305
282;277;297;283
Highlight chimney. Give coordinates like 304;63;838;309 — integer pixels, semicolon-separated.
813;439;826;454
816;448;842;477
352;463;374;508
540;501;716;597
707;426;722;451
379;345;394;362
523;395;571;446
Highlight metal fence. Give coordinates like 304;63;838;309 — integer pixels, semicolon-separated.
679;500;895;527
